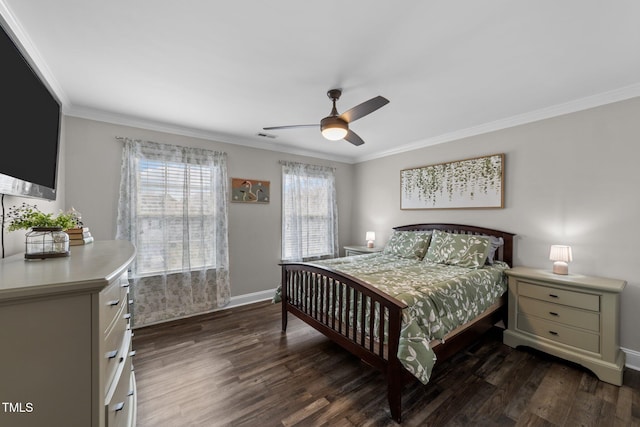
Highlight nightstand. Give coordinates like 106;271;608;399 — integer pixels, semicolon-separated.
343;245;383;256
503;266;626;385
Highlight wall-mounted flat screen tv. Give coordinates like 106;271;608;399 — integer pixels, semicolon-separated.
0;18;61;201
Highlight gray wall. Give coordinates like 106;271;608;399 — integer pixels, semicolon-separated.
351;97;640;356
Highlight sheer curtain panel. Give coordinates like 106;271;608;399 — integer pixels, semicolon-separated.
116;138;230;327
281;161;339;262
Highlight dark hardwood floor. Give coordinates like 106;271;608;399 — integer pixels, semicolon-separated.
133;301;640;427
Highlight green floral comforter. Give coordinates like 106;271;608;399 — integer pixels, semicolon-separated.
281;253;509;384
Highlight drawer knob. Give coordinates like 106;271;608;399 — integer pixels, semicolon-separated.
128;390;134;397
548;294;559;299
106;350;118;359
549;311;559;316
113;402;125;412
121;282;130;288
124;313;132;320
129;350;137;357
548;331;559;336
107;299;120;307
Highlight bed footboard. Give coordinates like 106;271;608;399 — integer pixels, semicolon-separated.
280;262;408;422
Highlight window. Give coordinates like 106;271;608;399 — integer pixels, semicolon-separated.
135;158;216;276
281;161;339;261
116;138;230;326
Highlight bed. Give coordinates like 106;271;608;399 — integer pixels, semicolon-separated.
278;223;515;423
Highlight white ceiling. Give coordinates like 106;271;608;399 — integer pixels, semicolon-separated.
2;1;640;163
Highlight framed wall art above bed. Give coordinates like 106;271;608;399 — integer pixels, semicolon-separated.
400;153;504;210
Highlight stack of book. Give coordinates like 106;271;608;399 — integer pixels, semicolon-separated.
65;226;94;246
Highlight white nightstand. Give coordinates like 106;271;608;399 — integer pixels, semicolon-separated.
503;266;626;385
343;245;383;256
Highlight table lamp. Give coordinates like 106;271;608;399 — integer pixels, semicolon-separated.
550;245;572;275
366;231;375;248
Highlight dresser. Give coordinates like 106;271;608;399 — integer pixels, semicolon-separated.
0;240;137;427
503;266;626;385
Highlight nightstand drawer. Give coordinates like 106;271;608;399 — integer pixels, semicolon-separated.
518;296;600;332
517;314;600;353
519;281;599;311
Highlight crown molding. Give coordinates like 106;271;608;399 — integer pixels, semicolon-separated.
65;105;354;164
67;82;640;166
354;83;640;163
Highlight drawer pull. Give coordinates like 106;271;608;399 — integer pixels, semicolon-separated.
106;350;118;359
113;402;125;412
548;294;559;298
548;331;559;336
129;299;134;305
119;350;137;363
124;313;131;320
128;389;134;397
121;282;130;288
549;311;559;316
107;299;120;307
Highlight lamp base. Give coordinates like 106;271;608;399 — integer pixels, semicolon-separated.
552;261;569;275
367;241;374;248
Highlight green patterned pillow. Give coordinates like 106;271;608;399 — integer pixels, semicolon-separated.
424;230;491;268
383;231;432;260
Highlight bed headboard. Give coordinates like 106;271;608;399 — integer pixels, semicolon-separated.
393;223;515;267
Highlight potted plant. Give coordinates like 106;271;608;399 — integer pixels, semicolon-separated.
5;203;82;259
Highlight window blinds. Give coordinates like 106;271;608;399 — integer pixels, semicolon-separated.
135;158;216;276
281;161;338;261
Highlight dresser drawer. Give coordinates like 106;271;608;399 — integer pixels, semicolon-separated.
517;313;600;353
518;296;600;332
100;278;129;335
105;349;134;427
102;310;129;394
518;281;599;311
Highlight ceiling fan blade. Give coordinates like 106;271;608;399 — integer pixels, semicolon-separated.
339;96;389;123
263;124;318;130
344;130;365;146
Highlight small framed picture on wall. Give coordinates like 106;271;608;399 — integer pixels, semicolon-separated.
231;178;270;203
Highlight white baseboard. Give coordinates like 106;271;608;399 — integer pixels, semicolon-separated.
622;347;640;372
227;288;276;309
132;288;276;329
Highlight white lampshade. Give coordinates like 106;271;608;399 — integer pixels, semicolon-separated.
366;231;375;248
549;245;572;275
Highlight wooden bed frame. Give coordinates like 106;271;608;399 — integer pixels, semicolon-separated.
280;224;515;423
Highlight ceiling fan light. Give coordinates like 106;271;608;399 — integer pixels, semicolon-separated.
320;117;348;141
322;127;348;141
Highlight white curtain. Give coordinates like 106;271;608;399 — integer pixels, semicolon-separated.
281;161;339;262
116;138;230;327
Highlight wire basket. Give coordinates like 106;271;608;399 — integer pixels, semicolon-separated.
25;227;70;259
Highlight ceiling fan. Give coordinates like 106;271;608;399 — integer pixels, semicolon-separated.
263;89;389;146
